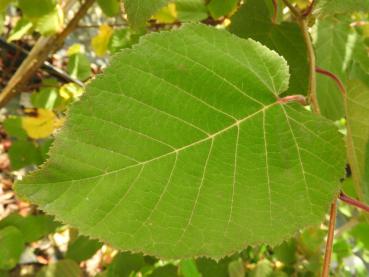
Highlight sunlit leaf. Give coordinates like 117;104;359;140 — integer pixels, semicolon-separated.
91;24;113;56
7;18;33;42
18;0;57;18
16;24;345;259
21;109;62;139
97;0;120;17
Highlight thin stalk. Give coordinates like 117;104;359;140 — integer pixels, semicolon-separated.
272;0;278;24
316;67;346;97
322;201;337;277
339;192;369;213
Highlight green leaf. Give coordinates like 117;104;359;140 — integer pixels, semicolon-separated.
250;260;272;277
7;18;33;42
123;0;171;29
314;17;350;120
0;0;13;12
3;116;28;139
0;226;25;270
65;235;102;262
31;87;60;110
149;264;178;277
16;24;345;259
67;53;91;81
18;0;57;18
175;0;208;22
316;0;369;17
0;214;59;243
228;259;245;277
345;78;369;203
179;260;201;277
8;139;43;170
196;257;232;277
230;0;309;95
36;260;81;277
350;223;369;250
207;0;238;19
97;0;120;17
106;252;146;277
108;28;143;53
34;5;63;35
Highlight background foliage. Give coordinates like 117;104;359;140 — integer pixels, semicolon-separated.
1;0;369;276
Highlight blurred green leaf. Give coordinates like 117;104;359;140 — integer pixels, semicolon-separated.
108;28;141;53
0;0;13;12
273;240;297;265
316;0;369;17
36;260;81;277
196;257;234;277
31;87;60;110
0;214;59;243
7;18;33;42
106;252;146;277
65;235;102;262
149;264;178;277
0;226;25;270
8;139;43;170
228;259;245;277
67;53;91;81
123;0;170;29
34;5;63;35
176;0;208;22
314;17;350;119
97;0;120;17
179;260;201;277
250;259;272;277
351;223;369;250
207;0;238;18
3;116;28;139
18;0;57;17
333;238;352;262
230;0;309;95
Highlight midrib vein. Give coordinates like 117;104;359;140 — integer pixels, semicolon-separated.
28;103;278;186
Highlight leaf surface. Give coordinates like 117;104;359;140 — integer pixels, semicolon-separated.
123;0;171;29
346;78;369;203
314;18;350;120
230;0;309;95
16;24;345;259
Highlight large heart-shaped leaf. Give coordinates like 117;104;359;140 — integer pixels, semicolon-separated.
16;24;345;259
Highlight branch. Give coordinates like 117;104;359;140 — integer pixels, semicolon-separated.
0;38;84;86
316;67;346;97
281;0;301;18
339;191;369;213
302;0;316;17
322;201;337;277
0;0;95;107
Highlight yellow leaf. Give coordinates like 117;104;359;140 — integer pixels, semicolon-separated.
21;109;62;139
67;43;84;56
59;83;84;100
91;24;113;57
152;3;177;24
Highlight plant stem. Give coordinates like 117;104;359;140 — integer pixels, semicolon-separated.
282;0;320;113
302;0;316;17
277;95;307;105
299;19;320;113
281;0;300;18
322;201;337;277
339;192;369;213
316;67;346;97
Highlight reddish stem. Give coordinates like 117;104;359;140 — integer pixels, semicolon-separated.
302;0;316;17
316;67;347;97
277;95;307;105
339;191;369;213
272;0;278;24
322;201;337;277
